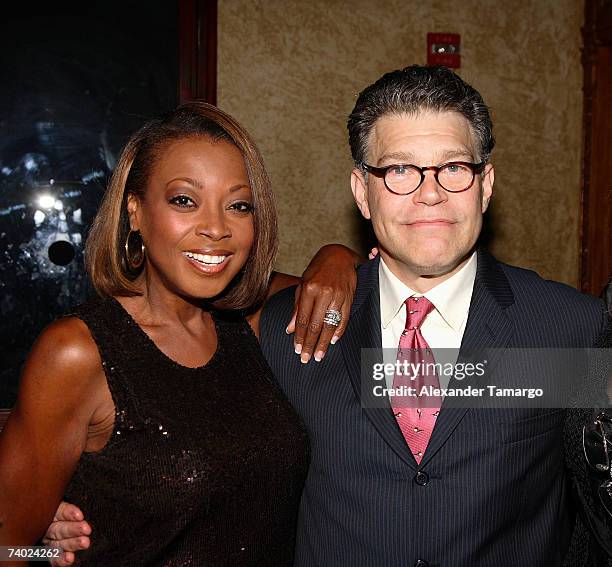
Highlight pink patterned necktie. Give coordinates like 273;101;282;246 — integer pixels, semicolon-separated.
391;296;441;464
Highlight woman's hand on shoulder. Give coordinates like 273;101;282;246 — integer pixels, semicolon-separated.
250;244;362;363
0;317;106;545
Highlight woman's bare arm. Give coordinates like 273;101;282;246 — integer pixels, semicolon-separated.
0;317;107;555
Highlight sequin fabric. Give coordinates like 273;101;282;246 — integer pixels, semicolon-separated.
63;297;310;566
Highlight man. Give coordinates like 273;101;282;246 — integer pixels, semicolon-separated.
259;66;607;566
46;66;608;565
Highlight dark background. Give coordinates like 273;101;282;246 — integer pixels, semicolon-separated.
0;1;179;407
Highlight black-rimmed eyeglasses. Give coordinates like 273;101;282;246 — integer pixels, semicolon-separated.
361;161;486;196
583;411;612;517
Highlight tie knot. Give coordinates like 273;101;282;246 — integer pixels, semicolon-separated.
404;296;434;331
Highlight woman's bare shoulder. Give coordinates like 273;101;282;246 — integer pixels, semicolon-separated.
22;316;103;397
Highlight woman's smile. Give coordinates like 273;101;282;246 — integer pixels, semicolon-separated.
182;250;233;274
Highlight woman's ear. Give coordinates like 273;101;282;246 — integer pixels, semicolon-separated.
126;193;141;231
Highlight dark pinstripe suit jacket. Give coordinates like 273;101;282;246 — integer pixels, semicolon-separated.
260;250;608;567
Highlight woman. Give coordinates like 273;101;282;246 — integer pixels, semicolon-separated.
0;102;358;565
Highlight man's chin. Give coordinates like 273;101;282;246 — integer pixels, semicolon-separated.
412;262;457;278
401;254;467;279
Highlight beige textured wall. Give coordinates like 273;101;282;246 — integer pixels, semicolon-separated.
218;0;584;286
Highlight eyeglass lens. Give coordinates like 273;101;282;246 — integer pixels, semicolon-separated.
386;163;475;194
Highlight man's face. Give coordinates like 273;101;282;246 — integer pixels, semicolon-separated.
351;110;494;291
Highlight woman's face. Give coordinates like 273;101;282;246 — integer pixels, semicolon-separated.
127;136;255;300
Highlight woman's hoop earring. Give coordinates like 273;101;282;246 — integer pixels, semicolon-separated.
124;229;145;270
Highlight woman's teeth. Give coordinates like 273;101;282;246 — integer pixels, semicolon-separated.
183;252;227;265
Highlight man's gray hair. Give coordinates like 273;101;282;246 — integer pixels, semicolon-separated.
347;65;495;166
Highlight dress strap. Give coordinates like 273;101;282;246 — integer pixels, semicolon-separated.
66;297;147;436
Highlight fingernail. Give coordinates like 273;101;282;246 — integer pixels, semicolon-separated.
285;326;290;334
295;344;302;355
301;353;311;364
331;335;339;345
314;350;325;362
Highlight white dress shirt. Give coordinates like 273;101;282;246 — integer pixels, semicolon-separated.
379;252;477;388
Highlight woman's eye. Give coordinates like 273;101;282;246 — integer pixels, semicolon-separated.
229;201;254;213
169;195;196;208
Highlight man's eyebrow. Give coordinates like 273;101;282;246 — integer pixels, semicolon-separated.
376;148;474;165
436;149;475;162
376;151;415;165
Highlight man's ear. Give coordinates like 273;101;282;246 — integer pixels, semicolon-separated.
126;193;142;231
481;164;494;213
351;168;371;220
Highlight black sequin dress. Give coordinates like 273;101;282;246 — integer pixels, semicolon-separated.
63;297;310;566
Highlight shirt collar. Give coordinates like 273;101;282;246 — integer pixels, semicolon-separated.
378;251;477;331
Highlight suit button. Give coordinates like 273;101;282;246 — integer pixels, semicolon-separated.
415;560;429;567
414;471;429;486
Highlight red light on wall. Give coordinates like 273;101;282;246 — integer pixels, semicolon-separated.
427;33;461;68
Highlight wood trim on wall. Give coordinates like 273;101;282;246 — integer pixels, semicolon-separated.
178;0;218;104
580;0;612;296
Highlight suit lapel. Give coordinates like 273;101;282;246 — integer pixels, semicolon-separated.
420;249;515;466
341;258;419;469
